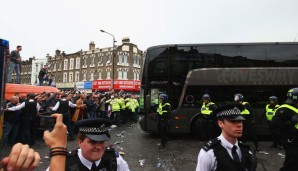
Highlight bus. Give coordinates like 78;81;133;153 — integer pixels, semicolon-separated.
139;42;298;136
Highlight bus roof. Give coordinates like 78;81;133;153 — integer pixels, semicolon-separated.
185;67;298;86
146;42;298;51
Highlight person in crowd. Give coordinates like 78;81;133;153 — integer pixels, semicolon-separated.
156;93;171;149
6;93;41;146
38;64;53;86
110;94;121;126
72;94;87;122
200;94;217;140
51;93;77;140
234;93;260;151
196;104;256;171
264;96;282;149
3;96;21;146
272;88;298;171
7;45;22;84
99;95;107;119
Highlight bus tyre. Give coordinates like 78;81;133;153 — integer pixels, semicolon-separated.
191;118;205;140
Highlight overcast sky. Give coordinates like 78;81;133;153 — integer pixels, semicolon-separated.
2;0;298;60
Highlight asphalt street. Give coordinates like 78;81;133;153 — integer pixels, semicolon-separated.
1;122;285;171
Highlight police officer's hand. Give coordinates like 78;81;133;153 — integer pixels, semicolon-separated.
1;143;40;171
43;114;67;149
291;115;298;124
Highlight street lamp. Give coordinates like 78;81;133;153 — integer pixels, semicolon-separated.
100;29;116;89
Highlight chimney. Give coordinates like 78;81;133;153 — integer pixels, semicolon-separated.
55;49;61;56
122;37;130;43
89;41;95;50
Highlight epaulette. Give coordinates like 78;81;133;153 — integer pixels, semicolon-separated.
202;138;221;151
67;149;78;157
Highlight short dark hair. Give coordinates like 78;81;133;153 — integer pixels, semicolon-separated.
78;132;87;141
17;45;22;48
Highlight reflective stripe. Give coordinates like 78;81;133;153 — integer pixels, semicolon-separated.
277;104;298;129
265;104;280;121
157;103;171;115
241;102;250;115
201;102;215;115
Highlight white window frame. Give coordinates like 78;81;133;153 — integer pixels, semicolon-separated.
75;71;80;81
63;73;67;82
64;59;68;70
70;59;74;70
76;58;80;69
69;73;73;82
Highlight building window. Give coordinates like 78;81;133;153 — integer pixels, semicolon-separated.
76;58;80;69
123;70;127;79
69;73;73;82
58;63;62;70
107;71;110;79
107;54;111;64
83;57;87;66
91;57;95;66
70;59;74;70
123;53;128;65
83;70;87;81
63;73;67;82
118;70;122;79
118;54;123;64
98;54;103;64
75;72;79;81
90;72;94;81
64;60;68;70
98;71;102;79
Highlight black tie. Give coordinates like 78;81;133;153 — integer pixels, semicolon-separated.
232;145;240;163
91;162;97;171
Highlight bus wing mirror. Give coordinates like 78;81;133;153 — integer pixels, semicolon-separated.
145;95;151;110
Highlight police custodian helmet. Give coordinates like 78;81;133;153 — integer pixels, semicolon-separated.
75;118;112;141
212;103;245;121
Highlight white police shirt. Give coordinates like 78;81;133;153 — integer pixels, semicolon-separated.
77;149;130;171
195;134;242;171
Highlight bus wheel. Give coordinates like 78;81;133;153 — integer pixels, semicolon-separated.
191;118;205;140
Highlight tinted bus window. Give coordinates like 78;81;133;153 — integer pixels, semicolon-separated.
266;44;298;66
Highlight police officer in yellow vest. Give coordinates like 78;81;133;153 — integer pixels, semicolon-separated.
156;93;171;149
265;96;281;148
234;93;260;151
200;94;217;140
110;94;121;126
272;88;298;171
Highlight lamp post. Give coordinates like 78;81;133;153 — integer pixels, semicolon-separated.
100;29;116;89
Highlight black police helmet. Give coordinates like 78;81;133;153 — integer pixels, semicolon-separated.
269;96;278;103
202;94;210;100
234;93;244;102
286;88;298;103
159;93;168;102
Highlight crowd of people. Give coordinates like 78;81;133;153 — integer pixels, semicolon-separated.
3;88;140;147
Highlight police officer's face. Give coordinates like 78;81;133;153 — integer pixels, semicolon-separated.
78;137;106;161
218;119;243;139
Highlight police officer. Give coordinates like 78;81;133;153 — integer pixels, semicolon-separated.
196;104;256;171
200;94;217;140
234;93;260;151
156;93;171;149
265;96;281;148
272;88;298;171
65;118;130;171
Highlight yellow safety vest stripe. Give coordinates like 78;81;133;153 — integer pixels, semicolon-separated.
201;102;215;115
277;104;298;129
157;103;171;115
241;102;250;115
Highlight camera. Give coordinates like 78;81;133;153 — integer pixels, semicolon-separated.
38;114;56;131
